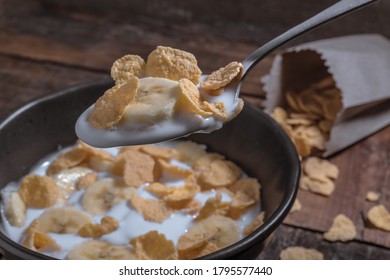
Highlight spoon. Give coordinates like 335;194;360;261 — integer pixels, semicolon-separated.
76;0;378;148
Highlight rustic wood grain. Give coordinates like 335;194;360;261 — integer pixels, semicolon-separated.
0;0;271;98
0;55;106;120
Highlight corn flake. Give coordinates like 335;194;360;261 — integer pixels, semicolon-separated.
140;145;178;160
146;46;202;84
243;211;265;236
202;101;228;120
228;178;261;202
130;230;178;260
76;172;98;190
144;182;174;197
299;175;335;196
367;204;390;232
195;193;229;221
174;141;207;166
323;214;356;242
46;146;88;175
19;174;59;208
176;78;213;118
88;76;140;129
129;194;172;223
163;184;201;209
112;149;155;187
201;61;243;91
78;216;119;239
156;158;194;177
111;54;145;85
178;232;217;259
196;155;241;190
303;157;339;181
23;231;60;252
366;191;380;202
280;246;324;260
290;199;302;213
228;191;256;220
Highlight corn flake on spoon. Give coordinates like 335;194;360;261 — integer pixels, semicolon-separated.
76;0;377;148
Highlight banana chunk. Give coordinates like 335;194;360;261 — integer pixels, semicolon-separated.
82;178;136;215
52;167;95;200
4;192;26;227
67;240;136;260
33;208;92;234
122;77;179;126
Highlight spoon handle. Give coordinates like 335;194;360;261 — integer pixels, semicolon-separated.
241;0;379;78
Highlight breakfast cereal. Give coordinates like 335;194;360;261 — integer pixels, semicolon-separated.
243;212;265;236
1;139;263;259
67;240;136;260
19;174;60;208
176;78;215;118
303;157;339;181
111;54;145;85
46;146;87;176
270;75;342;157
146;46;202;84
323;214;357;242
23;230;60;252
112;149;155;187
200;61;243;91
4;192;26;227
129;193;174;223
87;76;140;129
366;191;380;202
195;193;230;221
78;216;119;239
299;156;339;196
290;199;302;213
367;204;390;232
130;230;178;260
177;215;239;259
280;246;324;260
79;46;244;147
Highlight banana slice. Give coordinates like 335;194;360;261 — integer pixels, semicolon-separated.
4;192;26;227
178;215;239;259
67;240;136;260
82;178;136;215
121;77;179;125
33;208;92;234
51;167;95;200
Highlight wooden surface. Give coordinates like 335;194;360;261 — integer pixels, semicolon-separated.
0;0;389;259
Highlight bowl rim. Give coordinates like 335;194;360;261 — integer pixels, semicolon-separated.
0;80;300;260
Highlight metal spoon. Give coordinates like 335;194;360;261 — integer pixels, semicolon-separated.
76;0;378;148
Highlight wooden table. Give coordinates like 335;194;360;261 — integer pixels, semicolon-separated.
1;0;389;259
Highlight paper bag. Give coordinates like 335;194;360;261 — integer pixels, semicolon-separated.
262;34;390;156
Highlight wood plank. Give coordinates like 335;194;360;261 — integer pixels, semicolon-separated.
0;1;271;98
0;55;106;120
258;224;390;260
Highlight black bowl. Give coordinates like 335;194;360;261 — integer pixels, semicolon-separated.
0;80;300;260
